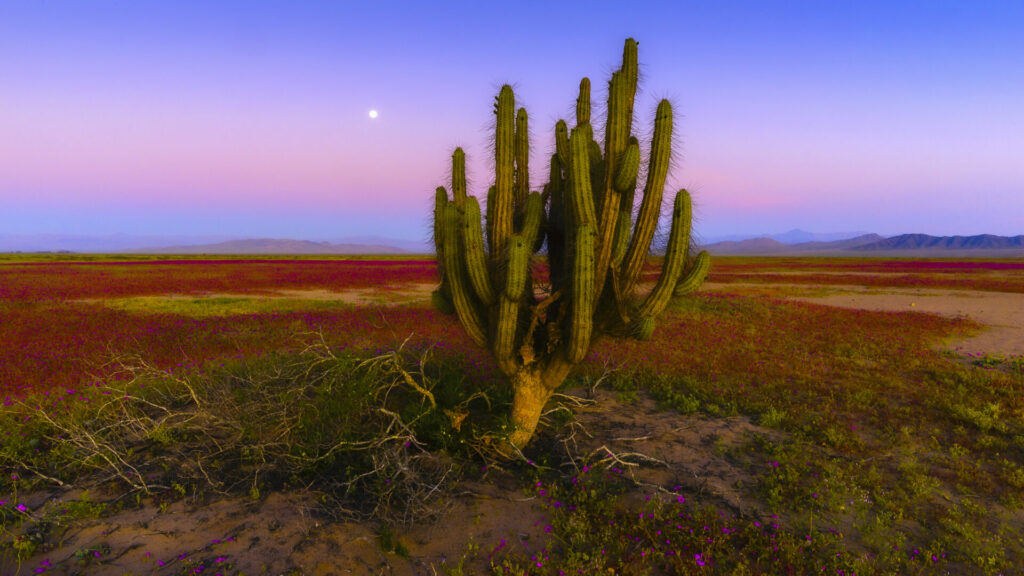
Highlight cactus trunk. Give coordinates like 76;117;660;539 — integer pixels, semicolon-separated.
507;367;548;448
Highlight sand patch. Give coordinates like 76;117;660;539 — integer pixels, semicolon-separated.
76;284;439;317
272;284;436;305
707;282;1024;357
565;388;786;515
6;484;549;575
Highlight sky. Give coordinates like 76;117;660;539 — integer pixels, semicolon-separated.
2;0;1022;244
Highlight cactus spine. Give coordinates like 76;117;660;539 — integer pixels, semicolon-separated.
432;39;709;449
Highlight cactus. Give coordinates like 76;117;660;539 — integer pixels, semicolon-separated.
675;250;711;297
432;39;709;449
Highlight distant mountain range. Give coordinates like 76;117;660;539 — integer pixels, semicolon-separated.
329;235;433;253
704;229;873;245
704;233;1024;256
0;233;241;253
3;231;1022;256
0;234;429;254
853;234;1024;252
132;238;410;255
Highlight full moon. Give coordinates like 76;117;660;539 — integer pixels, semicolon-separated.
368;109;378;119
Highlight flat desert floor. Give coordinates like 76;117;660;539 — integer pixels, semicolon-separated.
5;258;1023;575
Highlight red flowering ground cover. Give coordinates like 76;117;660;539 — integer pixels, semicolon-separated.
0;301;493;401
0;259;438;301
711;257;1024;274
707;257;1024;293
1;257;980;405
0;259;486;401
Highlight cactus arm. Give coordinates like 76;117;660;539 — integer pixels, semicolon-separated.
504;235;530;301
621;38;638;134
621;99;673;296
588;140;604;210
575;79;594;144
547;154;567;297
494;297;519;375
514;108;530;212
567;223;595;363
433;186;449;263
594;69;632;299
520;191;543;253
548;153;564;216
638;190;691;318
610;142;639;269
568;128;597;227
452;148;467;205
614;141;640;194
431;289;455;315
461;196;495;306
495;235;529;373
602;71;629;172
432;186;454;312
441;203;487;346
674;250;711;297
632;316;655;340
485;185;496;253
611;210;631;267
555;120;570;168
492;85;516;267
576;78;591;126
619;136;641;210
562;127;598;364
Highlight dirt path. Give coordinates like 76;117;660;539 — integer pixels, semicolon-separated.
707;283;1024;357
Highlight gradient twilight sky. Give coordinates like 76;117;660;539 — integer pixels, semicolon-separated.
2;1;1022;242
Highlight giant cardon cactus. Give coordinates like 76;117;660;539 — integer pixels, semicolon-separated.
433;38;710;448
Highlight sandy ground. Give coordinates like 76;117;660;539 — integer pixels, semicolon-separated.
706;282;1024;358
5;390;781;575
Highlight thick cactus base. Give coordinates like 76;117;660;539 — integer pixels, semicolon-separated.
507;368;551;448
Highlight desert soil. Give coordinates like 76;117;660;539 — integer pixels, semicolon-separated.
705;283;1024;357
6;390;780;575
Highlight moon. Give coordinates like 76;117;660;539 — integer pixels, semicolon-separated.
368;109;379;119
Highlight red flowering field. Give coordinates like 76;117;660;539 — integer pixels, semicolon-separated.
707;256;1024;293
0;256;994;400
0;258;438;301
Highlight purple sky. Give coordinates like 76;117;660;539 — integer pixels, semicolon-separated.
2;1;1022;243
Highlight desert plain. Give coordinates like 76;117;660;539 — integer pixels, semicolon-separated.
1;255;1022;575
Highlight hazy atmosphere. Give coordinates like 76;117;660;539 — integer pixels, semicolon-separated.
2;1;1022;243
